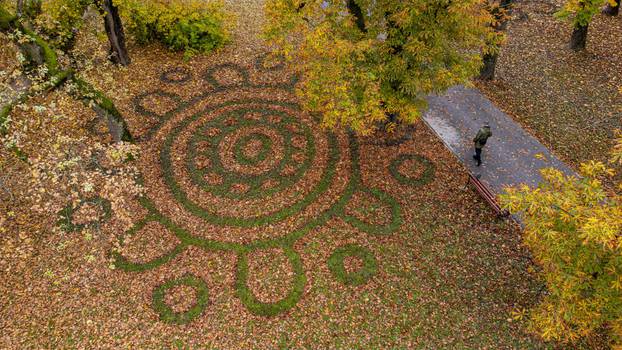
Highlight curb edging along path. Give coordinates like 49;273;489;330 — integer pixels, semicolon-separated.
422;85;576;214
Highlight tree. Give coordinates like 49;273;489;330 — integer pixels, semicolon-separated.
96;0;130;65
603;0;620;16
479;0;511;80
264;0;500;135
0;3;133;142
15;0;130;65
555;0;607;51
501;134;622;346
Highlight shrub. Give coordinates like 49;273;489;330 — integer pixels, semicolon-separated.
116;0;231;57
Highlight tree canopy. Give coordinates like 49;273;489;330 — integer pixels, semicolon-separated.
555;0;619;50
264;0;500;135
502;134;622;346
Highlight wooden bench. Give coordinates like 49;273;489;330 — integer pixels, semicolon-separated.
467;174;510;218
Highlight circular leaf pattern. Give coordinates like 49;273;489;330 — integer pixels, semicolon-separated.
328;244;378;286
152;275;209;325
389;154;435;187
112;61;427;320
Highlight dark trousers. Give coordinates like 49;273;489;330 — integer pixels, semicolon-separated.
474;147;483;164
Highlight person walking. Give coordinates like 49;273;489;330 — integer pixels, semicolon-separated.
473;123;492;166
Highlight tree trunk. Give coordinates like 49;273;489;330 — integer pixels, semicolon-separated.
570;23;588;51
346;0;366;32
478;0;513;80
97;0;130;66
603;0;620;16
479;53;498;80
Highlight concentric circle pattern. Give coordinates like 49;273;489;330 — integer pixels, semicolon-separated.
113;57;435;323
185;106;314;200
161;99;344;230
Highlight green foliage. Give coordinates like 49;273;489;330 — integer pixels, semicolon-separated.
501;145;622;346
0;105;11;134
264;0;500;134
15;0;232;55
22;0;43;19
0;4;16;30
116;0;232;57
555;0;609;27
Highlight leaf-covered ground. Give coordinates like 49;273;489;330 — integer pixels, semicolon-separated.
0;0;611;348
478;0;622;168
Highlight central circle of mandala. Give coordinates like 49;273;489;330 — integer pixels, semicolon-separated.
161;100;346;230
234;133;273;166
186;107;315;200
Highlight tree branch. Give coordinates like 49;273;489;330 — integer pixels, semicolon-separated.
0;4;134;143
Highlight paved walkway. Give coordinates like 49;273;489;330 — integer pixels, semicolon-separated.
423;85;576;197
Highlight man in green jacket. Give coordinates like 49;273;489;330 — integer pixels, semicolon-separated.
473;123;492;166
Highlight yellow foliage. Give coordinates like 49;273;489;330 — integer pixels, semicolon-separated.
264;0;498;134
501;138;622;346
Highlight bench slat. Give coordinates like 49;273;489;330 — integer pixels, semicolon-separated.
468;174;509;217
